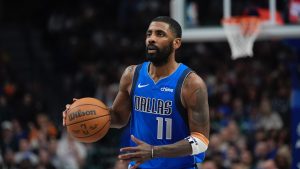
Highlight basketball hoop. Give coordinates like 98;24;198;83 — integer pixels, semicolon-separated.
222;16;261;59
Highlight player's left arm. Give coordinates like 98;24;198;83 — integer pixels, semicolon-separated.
152;72;210;157
182;72;210;150
118;72;209;169
183;72;210;137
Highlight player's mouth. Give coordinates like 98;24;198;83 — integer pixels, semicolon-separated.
147;45;158;54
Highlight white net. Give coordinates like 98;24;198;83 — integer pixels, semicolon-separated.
223;17;261;59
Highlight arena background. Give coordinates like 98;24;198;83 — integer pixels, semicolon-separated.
0;0;299;169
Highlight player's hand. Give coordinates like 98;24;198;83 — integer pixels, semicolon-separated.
118;135;153;169
62;98;77;126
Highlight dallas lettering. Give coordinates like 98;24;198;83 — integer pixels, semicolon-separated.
134;95;172;115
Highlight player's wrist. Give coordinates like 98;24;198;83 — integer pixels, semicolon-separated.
184;132;209;155
150;146;158;159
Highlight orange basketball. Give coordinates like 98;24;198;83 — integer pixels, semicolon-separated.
65;97;110;143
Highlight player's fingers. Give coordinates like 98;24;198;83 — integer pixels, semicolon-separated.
73;98;78;102
118;153;139;160
62;110;67;126
131;135;144;145
118;153;135;160
62;104;71;126
120;159;131;163
62;113;65;126
65;104;71;109
120;146;139;152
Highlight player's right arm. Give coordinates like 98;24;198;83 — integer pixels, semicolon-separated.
62;65;136;128
109;65;136;129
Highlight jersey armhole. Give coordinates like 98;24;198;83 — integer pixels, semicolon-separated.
175;68;193;128
130;64;143;99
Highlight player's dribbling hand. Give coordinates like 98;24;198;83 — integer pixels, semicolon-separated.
62;98;77;126
118;135;153;169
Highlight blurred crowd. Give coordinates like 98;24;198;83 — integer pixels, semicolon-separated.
0;0;299;169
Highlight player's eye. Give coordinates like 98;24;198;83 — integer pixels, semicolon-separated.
156;31;165;37
146;31;152;37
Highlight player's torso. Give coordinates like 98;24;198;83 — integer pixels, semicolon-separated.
130;62;196;169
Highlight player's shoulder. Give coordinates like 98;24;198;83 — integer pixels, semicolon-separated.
122;63;146;79
119;65;138;91
181;71;207;108
122;64;138;77
183;71;207;91
123;65;137;77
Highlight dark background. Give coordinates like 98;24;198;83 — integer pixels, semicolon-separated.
0;0;299;169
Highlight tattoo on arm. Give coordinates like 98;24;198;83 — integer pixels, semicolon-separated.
190;86;210;138
110;65;135;128
126;65;134;74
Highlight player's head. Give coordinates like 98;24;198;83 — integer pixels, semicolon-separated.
151;16;182;38
145;16;182;66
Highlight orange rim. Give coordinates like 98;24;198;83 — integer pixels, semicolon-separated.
222;16;261;24
222;16;261;35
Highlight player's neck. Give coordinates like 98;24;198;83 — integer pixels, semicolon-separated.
149;58;179;82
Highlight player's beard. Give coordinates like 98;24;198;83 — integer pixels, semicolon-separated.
146;42;173;67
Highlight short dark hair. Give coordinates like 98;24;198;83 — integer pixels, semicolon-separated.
151;16;182;38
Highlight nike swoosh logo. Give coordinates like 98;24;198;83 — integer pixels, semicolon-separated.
138;83;149;88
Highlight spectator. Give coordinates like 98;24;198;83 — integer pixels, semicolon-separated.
259;159;278;169
200;160;219;169
56;131;87;169
240;150;254;169
14;138;39;168
29;113;58;150
36;148;56;169
0;121;18;152
2;148;17;169
253;141;269;167
48;139;60;169
256;97;283;131
274;145;291;169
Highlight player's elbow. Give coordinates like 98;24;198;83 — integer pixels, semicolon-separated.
109;111;129;129
110;121;127;129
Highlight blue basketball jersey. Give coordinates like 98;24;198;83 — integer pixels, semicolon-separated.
129;62;205;169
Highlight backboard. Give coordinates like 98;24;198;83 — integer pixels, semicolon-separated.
171;0;300;42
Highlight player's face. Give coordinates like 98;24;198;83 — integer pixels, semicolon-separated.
145;22;175;66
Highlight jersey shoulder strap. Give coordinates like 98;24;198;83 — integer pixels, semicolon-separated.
130;64;143;98
175;67;193;128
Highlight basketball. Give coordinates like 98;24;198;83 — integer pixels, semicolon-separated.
65;97;110;143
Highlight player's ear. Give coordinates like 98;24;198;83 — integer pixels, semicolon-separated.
173;38;181;50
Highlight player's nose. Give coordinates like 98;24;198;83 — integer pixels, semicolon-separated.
147;35;156;44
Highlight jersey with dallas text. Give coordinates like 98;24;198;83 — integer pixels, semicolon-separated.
129;62;205;169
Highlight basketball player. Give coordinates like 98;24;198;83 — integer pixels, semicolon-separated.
63;16;210;169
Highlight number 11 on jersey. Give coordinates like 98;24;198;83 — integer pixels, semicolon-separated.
156;117;172;140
